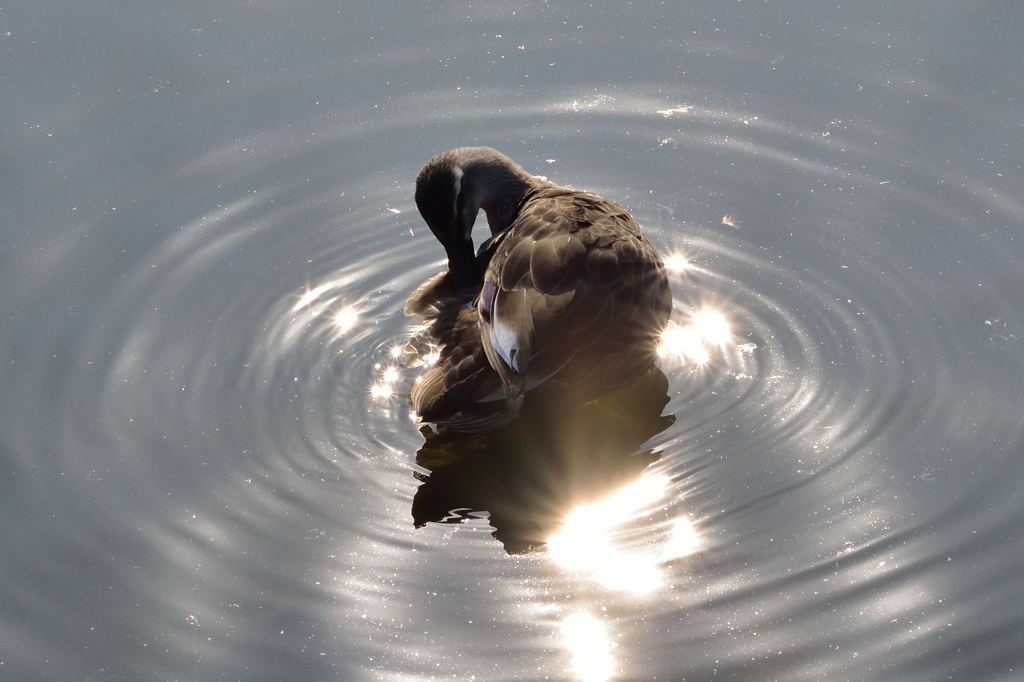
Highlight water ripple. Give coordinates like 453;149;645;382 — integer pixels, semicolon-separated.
3;76;1023;680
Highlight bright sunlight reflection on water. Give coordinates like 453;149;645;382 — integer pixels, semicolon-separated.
657;306;733;366
369;364;401;401
291;281;336;313
333;304;360;334
560;612;616;682
663;251;691;274
547;474;700;597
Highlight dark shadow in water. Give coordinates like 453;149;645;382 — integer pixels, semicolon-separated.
411;367;675;553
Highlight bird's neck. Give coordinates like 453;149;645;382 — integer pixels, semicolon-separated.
463;154;544;236
482;191;527;235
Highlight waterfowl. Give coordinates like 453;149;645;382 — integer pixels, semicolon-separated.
406;146;671;432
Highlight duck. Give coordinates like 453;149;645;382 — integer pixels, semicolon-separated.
405;146;672;432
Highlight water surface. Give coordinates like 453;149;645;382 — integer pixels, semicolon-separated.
2;1;1023;680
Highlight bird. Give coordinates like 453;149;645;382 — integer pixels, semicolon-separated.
405;146;672;432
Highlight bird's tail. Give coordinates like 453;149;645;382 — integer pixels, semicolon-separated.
407;307;512;433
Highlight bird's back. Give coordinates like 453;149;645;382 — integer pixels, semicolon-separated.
478;186;672;407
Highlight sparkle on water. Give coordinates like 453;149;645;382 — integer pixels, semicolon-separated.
689;308;732;347
333;304;360;334
547;474;700;597
380;366;400;384
560;611;616;682
663;251;691;274
656;306;734;366
410;346;441;369
369;364;402;401
368;382;394;400
292;281;337;313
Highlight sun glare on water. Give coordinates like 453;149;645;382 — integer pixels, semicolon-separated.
560;612;616;682
333;304;359;334
547;474;700;597
664;251;691;274
292;281;337;313
368;363;402;402
657;306;733;366
369;382;393;400
691;308;731;346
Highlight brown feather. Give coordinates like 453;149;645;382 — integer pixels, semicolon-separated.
407;148;672;431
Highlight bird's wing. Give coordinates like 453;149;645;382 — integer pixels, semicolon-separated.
479;190;659;410
408;304;511;432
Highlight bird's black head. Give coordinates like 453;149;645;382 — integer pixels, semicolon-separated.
415;151;477;284
415;147;540;285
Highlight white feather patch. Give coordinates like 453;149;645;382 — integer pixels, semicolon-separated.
490;315;520;372
451;165;464;219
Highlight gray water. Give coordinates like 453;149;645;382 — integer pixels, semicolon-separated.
2;2;1023;680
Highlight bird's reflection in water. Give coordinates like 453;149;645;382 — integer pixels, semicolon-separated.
411;367;675;554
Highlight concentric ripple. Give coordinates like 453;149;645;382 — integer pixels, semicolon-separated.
2;59;1023;680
